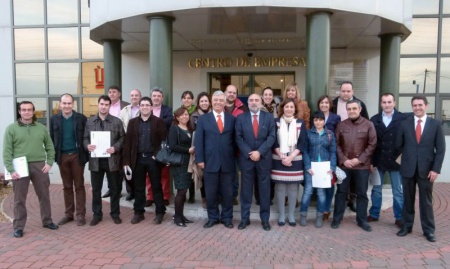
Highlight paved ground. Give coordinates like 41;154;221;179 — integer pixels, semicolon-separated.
1;181;450;268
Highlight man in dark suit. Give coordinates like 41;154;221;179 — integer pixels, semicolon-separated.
396;95;446;242
195;90;236;229
235;93;276;231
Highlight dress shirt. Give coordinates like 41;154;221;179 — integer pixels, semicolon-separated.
213;111;225;127
109;101;121;117
152;106;161;118
414;115;427;135
382;111;394;127
251;110;260;123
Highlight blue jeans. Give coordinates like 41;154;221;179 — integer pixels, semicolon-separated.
324;185;335;212
300;173;326;213
369;170;403;220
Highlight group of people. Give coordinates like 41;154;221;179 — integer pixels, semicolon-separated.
2;81;445;243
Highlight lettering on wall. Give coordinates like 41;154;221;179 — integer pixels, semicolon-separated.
94;65;104;89
188;57;306;68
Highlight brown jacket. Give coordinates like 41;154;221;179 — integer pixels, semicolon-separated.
122;115;167;170
296;100;310;130
335;116;377;169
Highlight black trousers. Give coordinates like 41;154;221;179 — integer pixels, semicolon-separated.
333;169;369;225
133;157;166;215
90;159;121;219
241;167;271;222
402;168;435;234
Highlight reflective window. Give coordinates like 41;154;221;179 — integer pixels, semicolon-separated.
442;19;450;54
82;62;105;94
412;0;439;15
15;63;46;95
440;58;450;93
445;0;450;14
81;0;90;24
49;63;79;95
82;27;103;59
253;74;294;96
401;19;438;55
48;27;79;59
14;29;45;60
83;97;100;117
398;96;435;116
16;98;48;125
13;0;44;25
442;99;450;133
400;58;436;94
47;0;78;24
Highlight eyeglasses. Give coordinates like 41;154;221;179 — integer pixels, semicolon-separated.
140;104;152;107
20;109;34;112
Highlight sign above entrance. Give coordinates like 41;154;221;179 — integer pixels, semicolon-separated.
188;56;306;68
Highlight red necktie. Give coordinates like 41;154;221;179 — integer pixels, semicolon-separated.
253;114;258;138
416;119;422;143
217;114;224;133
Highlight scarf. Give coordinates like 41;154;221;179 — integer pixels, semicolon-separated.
279;116;298;154
263;101;275;114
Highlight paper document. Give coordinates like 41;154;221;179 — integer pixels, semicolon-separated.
90;131;111;158
4;156;29;180
311;161;332;188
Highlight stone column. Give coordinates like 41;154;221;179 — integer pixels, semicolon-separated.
379;34;402;107
102;39;122;93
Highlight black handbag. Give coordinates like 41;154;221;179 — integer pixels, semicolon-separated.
155;127;184;166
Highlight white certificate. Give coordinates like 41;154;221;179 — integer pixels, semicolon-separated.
311;161;332;188
90;131;111;158
4;156;29;180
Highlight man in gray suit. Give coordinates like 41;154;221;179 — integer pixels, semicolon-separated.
396;95;445;242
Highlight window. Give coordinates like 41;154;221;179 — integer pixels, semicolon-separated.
400;19;438;55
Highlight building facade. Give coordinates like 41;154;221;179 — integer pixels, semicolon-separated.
0;0;449;177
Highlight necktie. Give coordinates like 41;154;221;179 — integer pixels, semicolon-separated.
217;114;224;133
253;114;258;138
416;119;422;143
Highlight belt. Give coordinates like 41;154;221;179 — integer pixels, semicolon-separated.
140;152;153;158
62;152;76;155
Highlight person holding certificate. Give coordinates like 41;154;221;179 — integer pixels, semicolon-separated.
300;111;336;228
3;101;58;238
83;95;125;226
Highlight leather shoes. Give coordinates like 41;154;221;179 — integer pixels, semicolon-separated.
223;221;234;229
154;214;165;224
397;227;412;236
131;214;145;224
347;202;356;212
43;223;59;230
288;222;296;227
57;216;74;225
102;190;111;198
125;194;134;201
13;229;23;238
278;221;285;226
203;220;220;228
367;216;378;222
112;217;122;224
358;222;372;232
238;220;250;230
76;218;86;226
262;222;271;231
331;220;340;229
424;233;436;242
90;218;102;226
145;200;154;207
395;219;404;229
164;199;170;206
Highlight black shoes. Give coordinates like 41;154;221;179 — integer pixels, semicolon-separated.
347;202;356;212
222;221;234;229
154;214;165;224
145;200;154;207
112;217;122;224
131;214;145;224
187;197;195;204
43;223;59;230
13;229;23;238
238;220;250;230
174;216;187;227
288;222;296;227
90;218;102;226
203;220;220;228
397;227;412;236
164;200;170;206
125;194;134;201
395;220;404;229
424;233;436;242
181;216;193;224
57;216;74;225
102;190;111;198
262;221;271;231
331;220;340;229
278;221;285;227
358;222;372;232
367;216;379;222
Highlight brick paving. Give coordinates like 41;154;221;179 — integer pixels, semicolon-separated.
1;182;450;268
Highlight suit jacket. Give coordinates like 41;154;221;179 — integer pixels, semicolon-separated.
396;116;446;178
159;105;174;130
194;112;236;173
332;96;369;119
235;110;276;170
325;112;341;133
370;109;406;171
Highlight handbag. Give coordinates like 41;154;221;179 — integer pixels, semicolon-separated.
155;127;184;166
